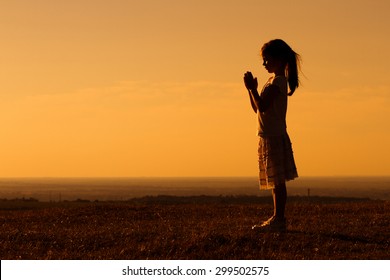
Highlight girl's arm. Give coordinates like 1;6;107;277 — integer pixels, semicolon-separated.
247;89;258;113
248;87;275;113
244;72;275;113
244;71;259;113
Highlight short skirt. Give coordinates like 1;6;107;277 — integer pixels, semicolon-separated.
258;133;298;190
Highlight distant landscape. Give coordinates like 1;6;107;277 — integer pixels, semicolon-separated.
0;176;389;201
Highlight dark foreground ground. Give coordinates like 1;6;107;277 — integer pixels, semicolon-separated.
0;196;389;259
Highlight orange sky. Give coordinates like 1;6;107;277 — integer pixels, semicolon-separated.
0;0;389;177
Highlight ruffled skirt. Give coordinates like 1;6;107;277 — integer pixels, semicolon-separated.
258;133;298;190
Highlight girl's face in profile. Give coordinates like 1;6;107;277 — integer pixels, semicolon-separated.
262;55;283;74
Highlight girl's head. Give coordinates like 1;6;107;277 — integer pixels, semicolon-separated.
261;39;301;96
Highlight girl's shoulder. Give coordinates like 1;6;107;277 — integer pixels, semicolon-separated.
271;76;288;94
271;75;287;83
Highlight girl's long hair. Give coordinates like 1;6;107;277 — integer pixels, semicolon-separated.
261;39;301;96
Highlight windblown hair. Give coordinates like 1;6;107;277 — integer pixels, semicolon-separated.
261;39;302;96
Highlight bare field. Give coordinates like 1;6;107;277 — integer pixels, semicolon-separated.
0;196;389;260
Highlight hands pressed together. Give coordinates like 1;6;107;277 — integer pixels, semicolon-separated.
244;71;258;92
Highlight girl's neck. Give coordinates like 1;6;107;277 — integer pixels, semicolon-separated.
274;69;285;77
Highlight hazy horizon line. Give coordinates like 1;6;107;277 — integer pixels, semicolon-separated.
1;175;390;179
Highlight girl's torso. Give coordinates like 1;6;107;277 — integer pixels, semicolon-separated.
257;76;288;137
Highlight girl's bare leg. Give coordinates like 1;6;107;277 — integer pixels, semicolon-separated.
272;183;287;220
252;183;287;232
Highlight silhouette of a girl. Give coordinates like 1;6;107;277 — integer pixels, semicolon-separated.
244;39;301;232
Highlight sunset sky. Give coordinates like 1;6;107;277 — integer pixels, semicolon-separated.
1;0;389;177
